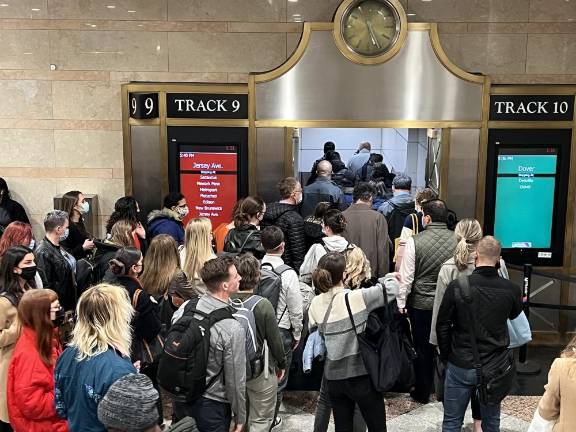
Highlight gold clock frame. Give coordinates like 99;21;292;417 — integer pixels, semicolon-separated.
333;0;408;65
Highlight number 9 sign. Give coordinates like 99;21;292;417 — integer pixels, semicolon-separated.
128;93;158;119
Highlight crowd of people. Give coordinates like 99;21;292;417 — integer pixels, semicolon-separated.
0;140;573;432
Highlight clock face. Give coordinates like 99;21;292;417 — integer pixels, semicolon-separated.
342;0;400;57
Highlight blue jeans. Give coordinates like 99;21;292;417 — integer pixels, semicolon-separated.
442;362;500;432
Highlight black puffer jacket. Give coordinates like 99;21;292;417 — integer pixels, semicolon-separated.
35;238;77;311
92;240;121;284
223;224;265;259
261;203;306;272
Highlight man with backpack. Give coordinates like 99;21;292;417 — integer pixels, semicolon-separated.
378;174;415;266
166;256;247;432
260;226;303;430
233;254;287;432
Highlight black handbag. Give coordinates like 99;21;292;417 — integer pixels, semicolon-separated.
344;292;405;393
433;353;445;402
457;276;516;406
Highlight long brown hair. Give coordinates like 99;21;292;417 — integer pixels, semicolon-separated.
140;234;180;296
109;220;135;248
59;190;89;235
233;196;265;228
18;289;58;367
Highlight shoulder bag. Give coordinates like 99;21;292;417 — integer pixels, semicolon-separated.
457;276;516;406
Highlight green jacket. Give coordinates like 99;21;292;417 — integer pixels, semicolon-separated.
411;222;457;310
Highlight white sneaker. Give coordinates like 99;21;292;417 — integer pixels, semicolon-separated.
270;416;283;431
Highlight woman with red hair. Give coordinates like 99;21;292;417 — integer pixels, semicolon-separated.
0;222;41;289
7;289;68;432
0;222;33;258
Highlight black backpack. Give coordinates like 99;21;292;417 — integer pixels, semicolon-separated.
255;263;291;317
386;201;416;241
157;301;233;403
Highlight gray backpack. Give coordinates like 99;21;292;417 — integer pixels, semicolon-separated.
230;295;264;380
255;263;291;319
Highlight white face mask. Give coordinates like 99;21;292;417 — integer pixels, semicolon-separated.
177;206;189;218
79;201;90;215
29;239;35;250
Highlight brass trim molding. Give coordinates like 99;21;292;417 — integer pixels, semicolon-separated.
491;86;576;95
476;76;491;224
128;118;161;126
488;121;574;129
284;127;295;177
123;83;248;94
253;22;318;84
408;23;431;31
121;85;133;195
429;23;485;85
248;75;257;195
255;120;483;128
332;0;408;66
166;119;249;127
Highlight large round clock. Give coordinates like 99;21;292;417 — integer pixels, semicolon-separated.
333;0;407;65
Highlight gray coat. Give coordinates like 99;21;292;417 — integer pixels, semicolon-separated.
172;294;247;424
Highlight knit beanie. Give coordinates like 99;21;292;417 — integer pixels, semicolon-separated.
97;373;159;431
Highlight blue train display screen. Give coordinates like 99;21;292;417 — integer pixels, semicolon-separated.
494;149;558;249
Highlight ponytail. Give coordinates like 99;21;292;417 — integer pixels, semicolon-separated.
453;218;483;271
313;252;346;292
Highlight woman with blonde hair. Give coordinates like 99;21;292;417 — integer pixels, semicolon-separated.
93;220;136;284
7;289;68;432
54;284;137;432
529;335;576;431
181;217;216;297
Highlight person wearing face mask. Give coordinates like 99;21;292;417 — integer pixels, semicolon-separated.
35;210;77;312
0;222;42;289
58;190;95;260
147;192;188;246
261;177;306;273
224;196;267;259
7;289;68;432
0;245;37;432
397;199;457;405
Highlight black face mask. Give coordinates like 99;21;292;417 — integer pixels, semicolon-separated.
19;265;37;282
52;308;65;327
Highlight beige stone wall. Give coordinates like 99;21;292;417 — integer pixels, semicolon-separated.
0;0;574;238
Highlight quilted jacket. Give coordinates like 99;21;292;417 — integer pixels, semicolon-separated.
261;203;306;273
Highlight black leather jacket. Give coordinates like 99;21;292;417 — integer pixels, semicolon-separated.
35;237;77;311
223;224;265;259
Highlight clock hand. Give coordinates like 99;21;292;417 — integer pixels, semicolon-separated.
366;20;380;48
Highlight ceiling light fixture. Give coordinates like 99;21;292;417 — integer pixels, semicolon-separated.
407;13;416;16
106;5;116;9
0;3;9;6
31;8;40;11
127;10;136;13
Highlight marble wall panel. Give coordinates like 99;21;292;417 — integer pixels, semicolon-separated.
407;0;529;22
0;80;52;119
48;0;167;21
439;33;527;75
0;30;49;69
169;32;286;73
530;0;576;22
0;0;47;19
50;30;168;72
527;34;576;74
55;177;125;216
287;0;341;22
110;71;227;83
52;81;121;120
168;0;285;22
54;130;123;169
3;177;57;216
0;129;54;167
287;33;302;58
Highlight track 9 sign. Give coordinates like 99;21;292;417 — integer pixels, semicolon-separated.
129;93;159;119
